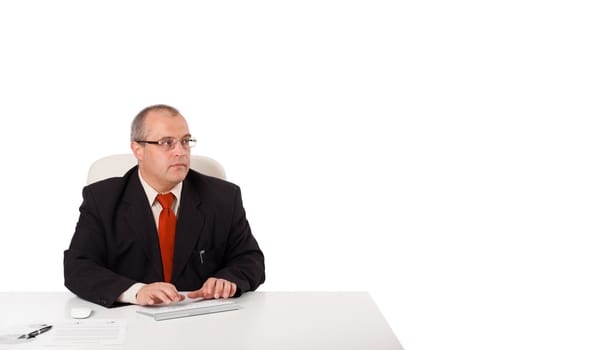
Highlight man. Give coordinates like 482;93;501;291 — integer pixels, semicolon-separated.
64;104;265;307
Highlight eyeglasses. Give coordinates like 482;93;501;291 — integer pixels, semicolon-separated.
135;137;197;151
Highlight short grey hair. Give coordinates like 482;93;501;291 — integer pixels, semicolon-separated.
130;104;181;141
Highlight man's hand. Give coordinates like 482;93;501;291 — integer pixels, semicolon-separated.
187;277;237;300
136;282;185;305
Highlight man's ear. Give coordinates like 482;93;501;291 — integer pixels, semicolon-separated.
131;141;144;162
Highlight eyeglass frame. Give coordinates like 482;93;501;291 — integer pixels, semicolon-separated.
134;136;197;150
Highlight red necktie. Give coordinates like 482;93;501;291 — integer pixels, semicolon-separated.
156;193;176;282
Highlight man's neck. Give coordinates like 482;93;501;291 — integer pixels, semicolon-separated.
138;169;177;194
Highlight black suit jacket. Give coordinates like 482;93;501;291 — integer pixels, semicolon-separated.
64;167;265;307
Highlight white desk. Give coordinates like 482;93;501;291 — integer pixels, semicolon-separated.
0;291;403;350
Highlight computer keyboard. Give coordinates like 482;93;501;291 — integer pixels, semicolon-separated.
136;299;240;320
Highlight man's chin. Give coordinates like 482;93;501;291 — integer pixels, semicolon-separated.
165;166;186;180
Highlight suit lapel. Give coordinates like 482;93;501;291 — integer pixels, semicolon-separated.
121;169;164;279
172;177;206;282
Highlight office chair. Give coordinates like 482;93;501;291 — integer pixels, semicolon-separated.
87;154;226;184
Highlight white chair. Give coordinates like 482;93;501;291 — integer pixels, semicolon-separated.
87;154;226;184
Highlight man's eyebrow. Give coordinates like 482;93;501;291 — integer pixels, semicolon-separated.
159;134;191;139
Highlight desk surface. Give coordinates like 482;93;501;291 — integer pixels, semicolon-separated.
0;291;403;350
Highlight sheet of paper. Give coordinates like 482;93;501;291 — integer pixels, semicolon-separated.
46;319;126;346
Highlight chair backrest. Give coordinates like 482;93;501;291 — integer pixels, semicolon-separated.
87;154;226;184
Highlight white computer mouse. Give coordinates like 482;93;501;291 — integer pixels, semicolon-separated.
70;307;93;319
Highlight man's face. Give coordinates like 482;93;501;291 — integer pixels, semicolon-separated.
131;110;191;192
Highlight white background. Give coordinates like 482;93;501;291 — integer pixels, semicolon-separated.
1;1;590;349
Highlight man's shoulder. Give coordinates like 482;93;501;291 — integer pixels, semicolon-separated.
185;169;237;190
83;166;138;199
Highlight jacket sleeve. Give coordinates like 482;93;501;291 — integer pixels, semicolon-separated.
213;187;265;295
63;186;135;307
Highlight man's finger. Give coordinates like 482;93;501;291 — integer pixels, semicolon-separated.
187;289;204;299
201;279;215;298
161;287;182;303
194;279;216;299
222;281;232;298
214;280;226;299
151;290;171;304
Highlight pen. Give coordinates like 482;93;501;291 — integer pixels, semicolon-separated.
18;324;53;339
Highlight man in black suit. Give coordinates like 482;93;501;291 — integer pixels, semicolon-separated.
64;104;265;307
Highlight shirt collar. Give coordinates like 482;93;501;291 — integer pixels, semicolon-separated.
138;169;183;210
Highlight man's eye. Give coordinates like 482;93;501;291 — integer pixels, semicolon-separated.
162;139;175;146
180;139;191;145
